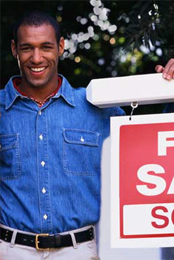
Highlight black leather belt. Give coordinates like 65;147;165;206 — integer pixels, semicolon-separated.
0;227;94;251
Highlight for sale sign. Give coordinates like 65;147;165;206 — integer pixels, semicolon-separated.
110;113;174;248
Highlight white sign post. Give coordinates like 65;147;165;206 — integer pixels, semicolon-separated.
86;73;174;259
87;73;174;107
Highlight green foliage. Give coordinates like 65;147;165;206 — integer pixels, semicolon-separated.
0;0;174;98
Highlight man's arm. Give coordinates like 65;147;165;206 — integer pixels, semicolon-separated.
155;58;174;80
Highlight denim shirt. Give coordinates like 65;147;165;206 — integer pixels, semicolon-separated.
163;103;174;113
0;75;124;234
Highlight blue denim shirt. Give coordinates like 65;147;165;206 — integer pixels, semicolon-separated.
163;103;174;113
0;75;124;234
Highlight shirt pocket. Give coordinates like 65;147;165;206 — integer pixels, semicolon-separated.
0;134;21;180
63;129;101;175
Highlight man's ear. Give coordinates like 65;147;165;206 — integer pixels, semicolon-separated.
58;37;65;56
11;39;17;58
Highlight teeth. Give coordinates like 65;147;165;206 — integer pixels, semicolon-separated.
30;67;46;72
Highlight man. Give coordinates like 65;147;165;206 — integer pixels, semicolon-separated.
0;11;173;260
0;11;125;260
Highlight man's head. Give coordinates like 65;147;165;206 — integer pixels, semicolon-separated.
13;11;62;46
11;11;64;90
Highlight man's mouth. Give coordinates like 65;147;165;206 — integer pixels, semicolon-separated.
30;67;47;72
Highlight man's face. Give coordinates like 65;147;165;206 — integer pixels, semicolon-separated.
11;24;64;89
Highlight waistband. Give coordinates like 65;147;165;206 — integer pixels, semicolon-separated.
0;224;95;251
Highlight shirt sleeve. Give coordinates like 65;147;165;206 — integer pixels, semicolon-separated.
163;103;174;113
103;106;126;117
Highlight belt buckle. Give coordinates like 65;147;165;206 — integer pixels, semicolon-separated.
35;233;49;251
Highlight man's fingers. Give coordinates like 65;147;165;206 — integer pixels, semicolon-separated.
155;65;164;73
162;58;174;80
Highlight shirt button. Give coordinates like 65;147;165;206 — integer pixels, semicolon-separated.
42;188;46;194
43;214;48;220
41;161;45;167
38;110;42;115
80;137;84;142
39;134;43;140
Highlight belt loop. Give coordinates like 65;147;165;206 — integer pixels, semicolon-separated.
69;232;78;249
10;230;17;248
93;226;96;242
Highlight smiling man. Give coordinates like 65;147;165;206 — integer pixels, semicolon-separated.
0;10;174;260
11;16;65;106
0;11;125;260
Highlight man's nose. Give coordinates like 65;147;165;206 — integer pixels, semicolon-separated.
30;49;43;64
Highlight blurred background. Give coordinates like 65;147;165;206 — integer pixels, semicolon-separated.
1;0;174;115
0;1;174;259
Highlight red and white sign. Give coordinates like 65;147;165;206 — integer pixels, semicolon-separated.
110;113;174;248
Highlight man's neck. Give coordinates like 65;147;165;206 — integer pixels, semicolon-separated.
18;77;59;102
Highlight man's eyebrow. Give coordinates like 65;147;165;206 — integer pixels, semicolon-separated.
19;43;32;47
19;42;55;47
41;42;55;45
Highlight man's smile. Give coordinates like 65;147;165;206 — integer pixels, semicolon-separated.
28;66;48;76
30;67;47;72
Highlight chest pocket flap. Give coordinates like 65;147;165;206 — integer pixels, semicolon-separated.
63;129;100;146
0;134;18;151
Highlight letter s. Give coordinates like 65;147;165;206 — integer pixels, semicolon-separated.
151;206;169;229
136;164;166;196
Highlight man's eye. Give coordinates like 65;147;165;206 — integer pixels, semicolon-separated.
21;47;31;51
43;46;52;50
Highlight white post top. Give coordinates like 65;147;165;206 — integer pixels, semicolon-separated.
86;73;174;108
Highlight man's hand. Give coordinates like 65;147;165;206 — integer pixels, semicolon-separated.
155;58;174;80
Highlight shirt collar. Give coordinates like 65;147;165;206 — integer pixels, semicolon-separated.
5;76;21;110
53;74;75;107
5;74;76;110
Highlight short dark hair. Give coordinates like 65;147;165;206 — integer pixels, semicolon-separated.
13;11;61;45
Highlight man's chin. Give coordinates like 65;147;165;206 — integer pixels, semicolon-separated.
27;80;47;89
